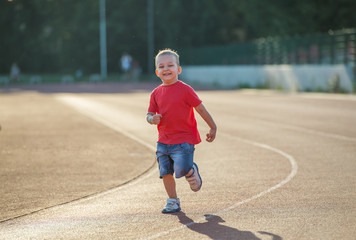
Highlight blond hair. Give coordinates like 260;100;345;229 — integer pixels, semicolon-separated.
155;48;180;67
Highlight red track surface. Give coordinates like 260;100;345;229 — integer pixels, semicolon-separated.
1;83;355;239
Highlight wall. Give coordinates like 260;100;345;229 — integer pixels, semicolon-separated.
180;64;355;93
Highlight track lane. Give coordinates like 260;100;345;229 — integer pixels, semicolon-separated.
1;91;355;239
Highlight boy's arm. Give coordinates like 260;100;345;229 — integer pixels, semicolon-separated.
146;112;162;125
194;103;217;142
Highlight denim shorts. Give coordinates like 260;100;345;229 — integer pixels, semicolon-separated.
156;142;195;178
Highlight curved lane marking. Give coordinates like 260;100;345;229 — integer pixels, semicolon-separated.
0;95;159;224
58;96;298;239
54;95;159;203
144;132;298;240
251;117;356;142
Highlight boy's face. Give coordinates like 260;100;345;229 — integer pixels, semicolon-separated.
155;54;182;85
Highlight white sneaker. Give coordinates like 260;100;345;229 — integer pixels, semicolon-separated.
185;163;202;192
162;198;181;213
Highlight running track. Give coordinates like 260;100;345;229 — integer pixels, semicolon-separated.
1;85;355;239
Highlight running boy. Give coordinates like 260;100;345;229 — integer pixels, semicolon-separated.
147;49;217;213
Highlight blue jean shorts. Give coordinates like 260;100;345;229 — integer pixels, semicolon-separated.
156;142;195;178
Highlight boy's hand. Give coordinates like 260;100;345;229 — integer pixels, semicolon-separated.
148;114;162;125
152;114;162;124
206;128;216;142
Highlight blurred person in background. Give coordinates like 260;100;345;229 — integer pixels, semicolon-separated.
10;62;20;82
120;52;132;81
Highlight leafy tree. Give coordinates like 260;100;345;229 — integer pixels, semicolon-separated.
0;0;355;74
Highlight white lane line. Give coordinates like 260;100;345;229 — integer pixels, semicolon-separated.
57;95;298;240
56;95;155;152
217;132;298;212
145;132;298;240
253;117;356;142
298;93;356;101
0;95;158;225
217;113;356;142
55;95;159;201
16;96;158;209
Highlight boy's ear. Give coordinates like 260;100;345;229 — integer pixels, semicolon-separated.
178;66;182;74
155;69;159;77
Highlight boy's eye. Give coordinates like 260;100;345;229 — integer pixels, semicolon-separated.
158;64;175;69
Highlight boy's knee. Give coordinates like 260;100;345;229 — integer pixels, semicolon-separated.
162;174;174;179
160;173;175;179
185;168;194;177
175;166;192;179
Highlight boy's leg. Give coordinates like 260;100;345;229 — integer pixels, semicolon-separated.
185;163;202;192
162;174;181;213
171;143;195;178
186;168;193;176
169;143;202;192
156;143;180;213
162;174;177;199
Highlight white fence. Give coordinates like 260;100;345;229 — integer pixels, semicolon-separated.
181;64;355;93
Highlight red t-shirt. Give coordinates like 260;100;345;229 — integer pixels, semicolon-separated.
148;81;202;145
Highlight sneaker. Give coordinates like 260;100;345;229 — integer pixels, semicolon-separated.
162;198;181;213
185;163;202;192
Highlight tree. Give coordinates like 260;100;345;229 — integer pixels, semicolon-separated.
0;0;355;74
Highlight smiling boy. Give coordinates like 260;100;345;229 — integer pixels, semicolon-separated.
147;49;217;213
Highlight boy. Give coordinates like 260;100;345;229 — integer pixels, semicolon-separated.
147;49;217;213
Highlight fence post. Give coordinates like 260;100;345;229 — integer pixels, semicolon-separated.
306;34;311;64
317;33;322;64
330;34;335;64
343;34;349;65
295;35;300;64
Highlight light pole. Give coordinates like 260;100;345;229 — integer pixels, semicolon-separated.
147;0;154;77
99;0;107;79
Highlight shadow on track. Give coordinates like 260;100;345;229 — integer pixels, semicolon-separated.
172;212;282;240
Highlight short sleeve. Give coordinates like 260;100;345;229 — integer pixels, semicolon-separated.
185;85;202;107
148;91;158;113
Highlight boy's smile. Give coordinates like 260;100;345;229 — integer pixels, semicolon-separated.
155;55;182;85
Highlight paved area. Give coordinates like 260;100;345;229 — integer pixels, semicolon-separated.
0;83;355;239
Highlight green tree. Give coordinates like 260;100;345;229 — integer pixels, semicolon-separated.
1;0;355;74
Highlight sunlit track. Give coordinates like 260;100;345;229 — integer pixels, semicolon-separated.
222;115;356;142
53;93;356;239
144;131;298;240
255;119;356;142
56;95;156;152
57;95;298;203
31;95;298;239
0;95;159;225
59;93;356;143
1;90;355;239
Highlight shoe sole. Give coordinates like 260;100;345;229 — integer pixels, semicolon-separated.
192;163;202;192
162;207;181;213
